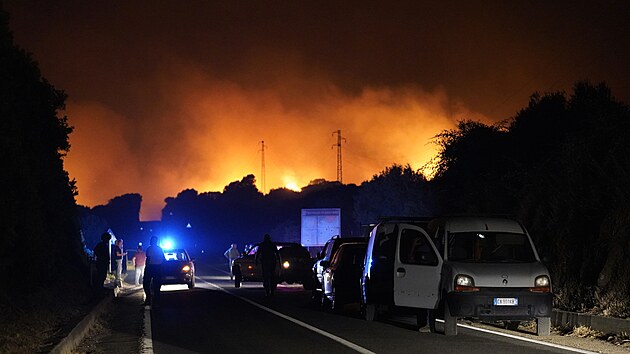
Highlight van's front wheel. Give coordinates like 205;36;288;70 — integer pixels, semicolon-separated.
536;317;551;336
443;299;458;335
416;309;428;328
504;321;520;331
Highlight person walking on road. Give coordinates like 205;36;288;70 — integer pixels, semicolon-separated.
93;233;111;294
224;243;241;280
133;245;147;286
143;236;165;306
255;234;280;297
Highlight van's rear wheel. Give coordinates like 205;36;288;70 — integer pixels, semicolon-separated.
443;299;458;335
428;309;437;333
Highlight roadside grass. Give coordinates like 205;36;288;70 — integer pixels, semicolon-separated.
0;281;95;353
555;324;630;347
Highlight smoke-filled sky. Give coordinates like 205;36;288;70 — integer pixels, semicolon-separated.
5;1;629;220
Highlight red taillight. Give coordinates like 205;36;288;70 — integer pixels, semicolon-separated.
455;285;480;292
528;286;550;293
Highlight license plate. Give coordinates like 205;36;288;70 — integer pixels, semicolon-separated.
494;297;518;306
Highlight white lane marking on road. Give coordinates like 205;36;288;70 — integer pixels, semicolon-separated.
438;320;597;354
201;269;591;354
198;277;375;354
141;305;154;354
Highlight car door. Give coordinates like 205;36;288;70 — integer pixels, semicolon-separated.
393;224;442;309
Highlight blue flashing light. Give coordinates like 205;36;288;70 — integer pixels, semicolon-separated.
161;239;174;250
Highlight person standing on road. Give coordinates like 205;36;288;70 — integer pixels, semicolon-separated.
224;243;241;280
255;234;280;297
133;245;147;286
93;233;111;294
144;236;166;306
113;239;127;288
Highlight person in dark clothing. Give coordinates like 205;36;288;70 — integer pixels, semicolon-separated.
143;236;165;306
255;234;280;297
93;233;111;293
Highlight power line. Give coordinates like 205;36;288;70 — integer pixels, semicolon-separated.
259;140;266;194
331;130;346;183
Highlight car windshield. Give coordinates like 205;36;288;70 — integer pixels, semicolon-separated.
164;250;189;261
447;232;536;263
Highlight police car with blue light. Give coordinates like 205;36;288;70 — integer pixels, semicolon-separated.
160;239;196;289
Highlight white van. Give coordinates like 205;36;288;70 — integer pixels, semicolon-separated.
360;216;552;336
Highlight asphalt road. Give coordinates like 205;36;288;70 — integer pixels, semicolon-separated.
146;262;584;354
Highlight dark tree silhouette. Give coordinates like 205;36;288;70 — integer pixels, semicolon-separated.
0;7;90;351
429;82;630;316
431;120;512;214
354;164;431;225
0;8;84;294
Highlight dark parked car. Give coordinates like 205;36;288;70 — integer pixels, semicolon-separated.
232;242;314;289
312;235;368;303
322;242;368;311
161;248;195;289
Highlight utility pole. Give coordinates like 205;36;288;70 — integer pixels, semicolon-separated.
332;130;346;183
259;140;266;194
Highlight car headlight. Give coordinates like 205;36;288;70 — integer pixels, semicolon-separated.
182;265;191;272
454;274;479;292
535;275;550;287
529;275;551;293
282;261;290;269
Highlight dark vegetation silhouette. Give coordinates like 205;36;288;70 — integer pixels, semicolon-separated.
2;3;629;351
160;176;359;257
430;82;630;317
0;7;91;352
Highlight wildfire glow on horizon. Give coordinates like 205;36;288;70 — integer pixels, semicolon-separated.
63;72;486;220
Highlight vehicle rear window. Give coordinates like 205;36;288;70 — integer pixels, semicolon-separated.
447;232;536;263
164;250;189;261
280;246;310;258
333;245;367;267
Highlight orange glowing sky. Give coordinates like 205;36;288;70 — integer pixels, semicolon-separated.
63;69;482;219
5;2;629;220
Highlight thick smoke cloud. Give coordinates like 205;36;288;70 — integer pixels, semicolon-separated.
65;58;482;219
